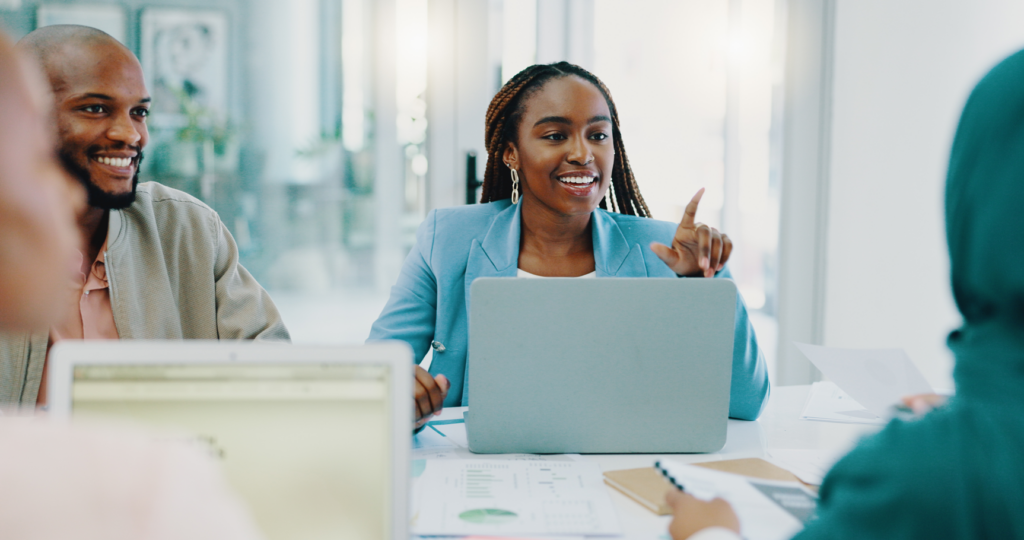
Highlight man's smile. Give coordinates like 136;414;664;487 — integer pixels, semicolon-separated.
94;156;133;168
89;152;138;176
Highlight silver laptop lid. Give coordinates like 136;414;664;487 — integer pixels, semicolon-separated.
467;278;736;454
48;341;412;540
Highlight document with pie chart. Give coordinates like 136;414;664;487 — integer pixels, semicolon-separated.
411;459;621;536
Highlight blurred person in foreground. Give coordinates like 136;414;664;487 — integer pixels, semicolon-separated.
3;25;288;407
667;48;1024;540
0;28;79;331
0;29;263;540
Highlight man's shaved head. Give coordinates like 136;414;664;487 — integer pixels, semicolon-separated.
19;25;133;91
17;25;150;211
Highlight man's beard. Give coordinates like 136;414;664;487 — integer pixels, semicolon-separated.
58;150;143;210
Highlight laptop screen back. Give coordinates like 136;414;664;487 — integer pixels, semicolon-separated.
70;362;392;540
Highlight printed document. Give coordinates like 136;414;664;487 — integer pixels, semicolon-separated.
411;459;621;536
800;381;886;425
795;343;933;418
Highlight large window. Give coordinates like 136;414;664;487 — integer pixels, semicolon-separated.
2;0;784;374
592;0;784;376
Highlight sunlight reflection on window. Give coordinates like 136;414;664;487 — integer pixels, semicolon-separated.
595;0;781;374
342;0;367;152
501;0;537;83
396;0;429;217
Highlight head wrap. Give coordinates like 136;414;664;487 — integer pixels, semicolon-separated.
945;49;1024;400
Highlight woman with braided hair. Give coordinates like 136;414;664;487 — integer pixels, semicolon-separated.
370;62;769;428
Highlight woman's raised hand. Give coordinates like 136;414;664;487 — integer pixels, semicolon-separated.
649;188;733;278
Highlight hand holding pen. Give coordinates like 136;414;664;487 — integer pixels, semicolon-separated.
656;460;741;540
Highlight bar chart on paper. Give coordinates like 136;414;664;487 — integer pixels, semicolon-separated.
411;459;621;536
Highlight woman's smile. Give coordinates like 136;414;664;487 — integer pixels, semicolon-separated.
555;172;600;197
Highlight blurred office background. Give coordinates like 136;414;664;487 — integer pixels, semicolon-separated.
3;0;1023;390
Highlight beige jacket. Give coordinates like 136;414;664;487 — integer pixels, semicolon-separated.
0;182;289;405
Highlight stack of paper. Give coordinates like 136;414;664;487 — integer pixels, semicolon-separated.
800;381;885;425
795;343;934;421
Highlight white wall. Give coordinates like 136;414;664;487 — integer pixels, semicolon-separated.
822;0;1024;389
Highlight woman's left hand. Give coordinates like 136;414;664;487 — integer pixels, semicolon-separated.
650;188;732;278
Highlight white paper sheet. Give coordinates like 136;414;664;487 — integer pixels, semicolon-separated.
411;459;621;536
412;420;579;462
413;536;584;540
794;343;934;418
431;421;469;448
765;448;846;486
800;381;885;425
657;460;815;540
413;424;455;450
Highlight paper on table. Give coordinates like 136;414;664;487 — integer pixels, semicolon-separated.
413;425;455;450
431;420;469;448
765;448;846;486
412;420;578;461
411;459;621;536
413;536;585;540
795;343;933;418
800;381;886;425
657;460;813;540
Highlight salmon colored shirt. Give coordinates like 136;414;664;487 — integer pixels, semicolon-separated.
51;239;120;341
38;240;119;405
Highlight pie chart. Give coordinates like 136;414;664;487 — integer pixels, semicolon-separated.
458;508;518;525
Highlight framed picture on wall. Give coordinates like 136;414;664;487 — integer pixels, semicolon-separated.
37;4;127;45
140;8;228;120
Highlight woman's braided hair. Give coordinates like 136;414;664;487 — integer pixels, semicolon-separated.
480;61;652;217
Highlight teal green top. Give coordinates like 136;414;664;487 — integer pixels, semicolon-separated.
795;50;1024;539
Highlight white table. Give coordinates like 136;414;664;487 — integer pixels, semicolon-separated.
424;385;878;540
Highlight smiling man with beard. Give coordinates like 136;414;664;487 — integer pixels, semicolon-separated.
1;25;289;407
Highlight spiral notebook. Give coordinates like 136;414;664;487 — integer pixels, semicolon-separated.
603;458;809;516
654;460;819;540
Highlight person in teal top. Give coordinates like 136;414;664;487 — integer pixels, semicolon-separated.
369;62;770;426
667;49;1024;540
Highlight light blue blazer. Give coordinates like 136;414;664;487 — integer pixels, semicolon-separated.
368;200;770;420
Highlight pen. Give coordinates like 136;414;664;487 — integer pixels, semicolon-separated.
654;460;686;492
891;403;919;421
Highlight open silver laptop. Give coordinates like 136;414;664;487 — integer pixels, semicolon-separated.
47;341;412;540
466;278;736;454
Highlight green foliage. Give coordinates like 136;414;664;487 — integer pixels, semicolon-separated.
172;87;237;155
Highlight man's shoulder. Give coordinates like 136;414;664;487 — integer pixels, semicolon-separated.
133;182;216;215
115;182;222;247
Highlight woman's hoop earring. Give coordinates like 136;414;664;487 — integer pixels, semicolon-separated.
510;168;520;204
